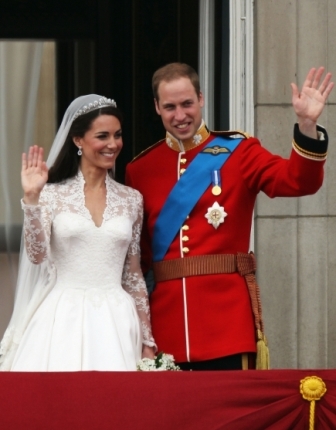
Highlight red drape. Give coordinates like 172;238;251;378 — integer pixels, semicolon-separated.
1;369;336;429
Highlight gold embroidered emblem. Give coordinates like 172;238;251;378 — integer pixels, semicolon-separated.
202;146;230;155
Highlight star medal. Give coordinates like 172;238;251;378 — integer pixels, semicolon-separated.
205;202;227;229
211;170;222;196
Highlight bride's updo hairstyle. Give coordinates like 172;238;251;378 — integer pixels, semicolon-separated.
48;105;123;184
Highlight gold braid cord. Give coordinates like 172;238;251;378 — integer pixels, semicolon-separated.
237;252;270;370
300;376;327;430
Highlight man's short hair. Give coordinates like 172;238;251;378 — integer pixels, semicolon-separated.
152;62;201;101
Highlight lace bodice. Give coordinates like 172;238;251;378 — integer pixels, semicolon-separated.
22;171;155;348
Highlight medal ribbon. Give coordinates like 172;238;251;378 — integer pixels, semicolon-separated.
212;170;221;194
152;135;242;262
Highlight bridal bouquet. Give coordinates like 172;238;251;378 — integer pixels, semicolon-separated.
137;351;181;371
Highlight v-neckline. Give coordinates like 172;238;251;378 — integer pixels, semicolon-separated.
78;170;108;228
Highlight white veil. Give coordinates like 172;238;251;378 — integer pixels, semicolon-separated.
0;94;116;369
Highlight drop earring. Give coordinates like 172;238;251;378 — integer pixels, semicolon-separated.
77;146;82;156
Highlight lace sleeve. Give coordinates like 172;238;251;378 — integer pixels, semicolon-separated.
21;189;53;265
121;193;156;349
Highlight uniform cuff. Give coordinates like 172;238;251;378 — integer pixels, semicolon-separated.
292;124;328;160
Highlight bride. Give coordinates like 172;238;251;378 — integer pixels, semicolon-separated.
0;94;156;371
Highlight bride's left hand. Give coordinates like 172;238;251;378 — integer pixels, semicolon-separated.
142;345;156;359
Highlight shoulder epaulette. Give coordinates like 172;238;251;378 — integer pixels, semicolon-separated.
129;139;166;163
210;129;251;139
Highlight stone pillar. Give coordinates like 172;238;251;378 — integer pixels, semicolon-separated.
254;0;336;368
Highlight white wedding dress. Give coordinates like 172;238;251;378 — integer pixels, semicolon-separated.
5;171;155;371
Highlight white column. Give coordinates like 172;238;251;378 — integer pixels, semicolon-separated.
230;0;255;250
229;0;254;134
198;0;215;129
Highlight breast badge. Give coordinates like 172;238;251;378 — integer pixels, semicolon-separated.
205;202;227;229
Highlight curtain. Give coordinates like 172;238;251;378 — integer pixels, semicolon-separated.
0;41;44;337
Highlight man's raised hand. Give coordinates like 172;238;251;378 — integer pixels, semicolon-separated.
291;67;334;138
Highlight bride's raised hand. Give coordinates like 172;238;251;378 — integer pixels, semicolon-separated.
21;145;48;205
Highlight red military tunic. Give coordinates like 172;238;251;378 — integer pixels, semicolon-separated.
126;122;328;363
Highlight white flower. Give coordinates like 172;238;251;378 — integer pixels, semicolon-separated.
137;352;181;371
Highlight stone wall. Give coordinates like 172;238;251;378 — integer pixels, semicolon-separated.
254;0;336;368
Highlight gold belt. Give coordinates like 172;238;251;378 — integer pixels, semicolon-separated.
152;253;255;282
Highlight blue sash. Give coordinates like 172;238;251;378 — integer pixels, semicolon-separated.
152;136;242;262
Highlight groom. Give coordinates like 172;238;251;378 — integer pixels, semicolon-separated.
126;62;333;371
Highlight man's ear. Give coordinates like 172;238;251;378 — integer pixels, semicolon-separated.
154;98;161;116
199;91;205;108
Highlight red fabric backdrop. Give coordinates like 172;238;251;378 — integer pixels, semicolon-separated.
1;369;336;429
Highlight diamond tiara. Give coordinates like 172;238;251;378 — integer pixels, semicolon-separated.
74;97;117;119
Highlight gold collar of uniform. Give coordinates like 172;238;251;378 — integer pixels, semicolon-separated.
165;121;210;152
